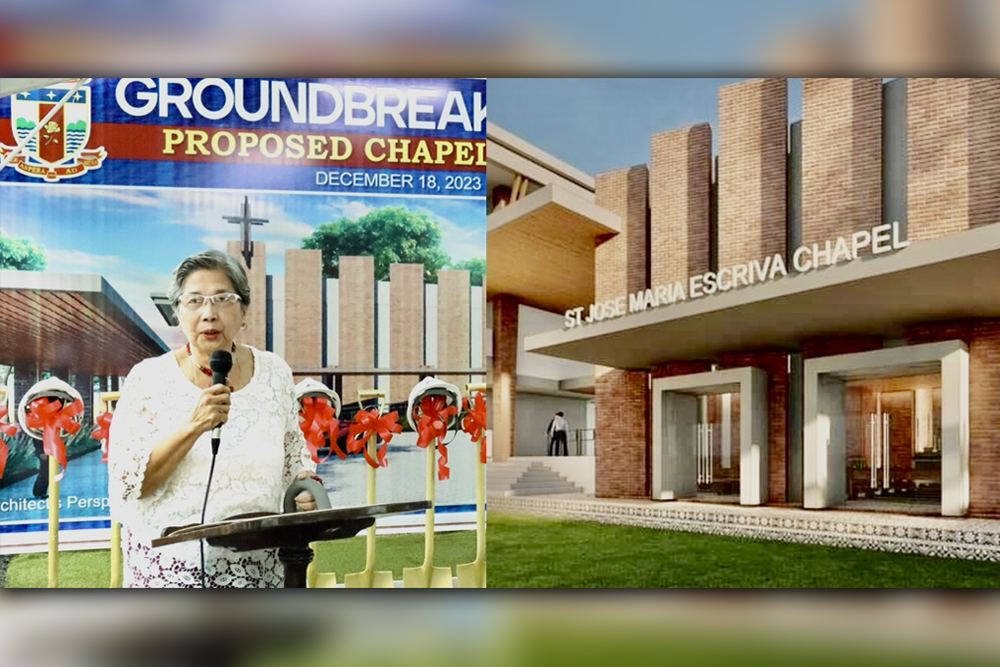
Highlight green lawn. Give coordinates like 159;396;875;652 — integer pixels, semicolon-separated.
487;512;1000;587
4;529;475;588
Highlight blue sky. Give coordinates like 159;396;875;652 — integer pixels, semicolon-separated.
488;78;804;176
0;184;485;347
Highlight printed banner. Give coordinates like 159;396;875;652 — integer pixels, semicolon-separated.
0;78;486;554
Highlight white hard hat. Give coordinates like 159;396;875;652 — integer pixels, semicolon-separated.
17;377;84;440
406;376;461;432
293;378;341;418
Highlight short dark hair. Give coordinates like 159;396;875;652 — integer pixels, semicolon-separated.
555;411;564;417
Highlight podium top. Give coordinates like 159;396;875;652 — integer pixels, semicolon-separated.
151;500;431;551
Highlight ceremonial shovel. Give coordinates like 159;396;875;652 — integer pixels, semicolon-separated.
455;384;486;588
344;390;394;588
402;433;454;588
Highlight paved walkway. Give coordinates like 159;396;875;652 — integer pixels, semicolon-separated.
489;493;1000;561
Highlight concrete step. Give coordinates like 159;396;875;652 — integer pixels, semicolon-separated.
487;460;583;497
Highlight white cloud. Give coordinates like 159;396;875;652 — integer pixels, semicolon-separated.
197;236;230;252
45;247;124;270
328;200;373;220
19;185;162;207
416;206;484;262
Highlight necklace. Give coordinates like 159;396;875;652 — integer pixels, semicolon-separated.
186;342;236;386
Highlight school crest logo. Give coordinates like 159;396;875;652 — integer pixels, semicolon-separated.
0;81;107;181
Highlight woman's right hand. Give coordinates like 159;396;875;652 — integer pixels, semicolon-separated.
188;384;231;435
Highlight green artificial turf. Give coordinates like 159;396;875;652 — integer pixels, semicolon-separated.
4;529;475;588
486;512;1000;587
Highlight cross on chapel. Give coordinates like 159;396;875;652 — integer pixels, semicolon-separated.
224;196;268;269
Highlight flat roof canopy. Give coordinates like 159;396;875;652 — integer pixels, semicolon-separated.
0;271;168;376
526;224;1000;369
486;183;619;313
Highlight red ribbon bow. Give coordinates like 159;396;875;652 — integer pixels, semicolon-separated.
461;392;488;464
298;396;343;463
90;411;114;464
348;408;401;469
24;397;83;469
415;395;458;480
0;405;18;479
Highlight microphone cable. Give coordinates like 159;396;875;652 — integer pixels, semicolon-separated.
199;450;219;588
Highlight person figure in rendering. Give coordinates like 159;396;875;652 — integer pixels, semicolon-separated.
108;250;317;587
547;411;569;457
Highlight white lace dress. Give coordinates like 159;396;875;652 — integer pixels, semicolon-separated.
107;347;315;588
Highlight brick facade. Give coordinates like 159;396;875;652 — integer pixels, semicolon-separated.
491;294;519;462
389;263;423;405
227;240;266;349
718;78;787;267
594;165;648;303
801;78;882;251
595;369;649;498
338;256;374;403
906;320;1000;517
437;269;471;391
284;249;323;380
801;335;883;359
650;124;711;286
651;361;713;379
908;78;1000;241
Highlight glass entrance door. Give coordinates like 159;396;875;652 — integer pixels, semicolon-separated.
695;393;739;502
846;376;941;511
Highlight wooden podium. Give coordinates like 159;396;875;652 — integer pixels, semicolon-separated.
152;500;430;587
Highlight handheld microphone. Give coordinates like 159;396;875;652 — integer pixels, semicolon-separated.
209;349;233;456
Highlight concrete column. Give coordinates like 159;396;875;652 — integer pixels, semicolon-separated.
389;263;424;405
804;375;847;509
652;391;698;499
339;256;374;405
284;249;323;381
491;294;518;462
742;368;770;506
227;240;266;350
941;347;970;516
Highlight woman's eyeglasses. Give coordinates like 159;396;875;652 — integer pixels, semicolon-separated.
178;293;242;310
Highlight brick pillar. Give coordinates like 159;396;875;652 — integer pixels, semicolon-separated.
594;164;648;303
718;78;787;267
594;165;650;496
339;256;374;405
908;78;1000;241
491;294;518;462
650;124;711;286
595;369;649;498
389;263;424;405
720;351;789;503
906;320;1000;517
284;249;323;382
437;269;470;391
227;240;266;350
801;78;882;251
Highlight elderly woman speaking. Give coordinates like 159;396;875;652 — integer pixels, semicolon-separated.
108;250;317;587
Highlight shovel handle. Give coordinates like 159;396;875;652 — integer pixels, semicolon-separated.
283;476;332;513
